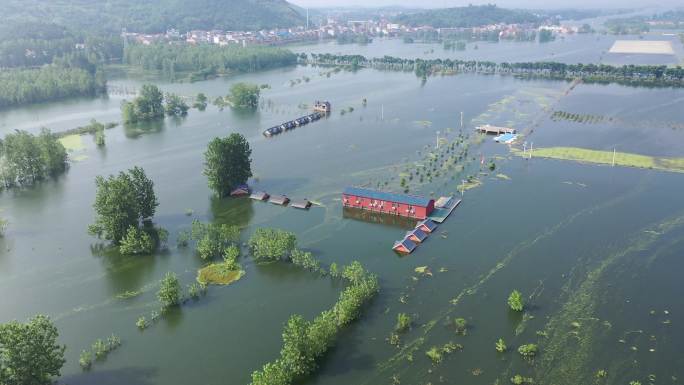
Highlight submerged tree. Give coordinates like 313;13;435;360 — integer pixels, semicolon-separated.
508;290;524;312
157;272;182;309
0;315;66;385
121;84;165;124
228;82;260;109
203;133;252;197
89;166;159;243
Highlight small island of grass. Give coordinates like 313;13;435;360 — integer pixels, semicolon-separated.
197;263;245;285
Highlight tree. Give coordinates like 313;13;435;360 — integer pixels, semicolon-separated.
228;82;260;109
0;315;66;385
194;93;208;110
0;129;67;188
89;167;158;243
203;134;252;197
164;93;189;116
157;272;181;309
118;225;154;255
508;290;524;312
248;228;296;262
496;338;507;352
121;84;164;123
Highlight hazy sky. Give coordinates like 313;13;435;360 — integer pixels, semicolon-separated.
289;0;679;9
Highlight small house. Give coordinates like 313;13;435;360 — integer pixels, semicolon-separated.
393;238;417;254
405;228;428;243
416;219;438;233
269;195;290;206
291;199;312;210
250;191;270;201
230;184;250;197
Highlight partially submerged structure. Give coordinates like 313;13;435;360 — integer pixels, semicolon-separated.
291;199;312;210
269;195;290;206
393;238;417;254
313;100;331;113
250;191;270;201
476;125;516;135
406;228;428;243
342;187;435;219
230;184;250;197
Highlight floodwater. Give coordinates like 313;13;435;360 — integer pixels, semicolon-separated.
1;38;683;385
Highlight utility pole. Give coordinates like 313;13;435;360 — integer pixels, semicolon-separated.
460;111;464;129
436;131;440;149
523;141;527;157
612;147;616;167
529;142;533;159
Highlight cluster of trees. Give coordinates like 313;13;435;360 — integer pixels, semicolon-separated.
0;315;65;385
250;261;379;385
121;84;189;123
88;166;166;255
123;43;297;81
308;53;684;87
394;5;540;28
228;83;261;109
0;64;105;109
0;129;67;189
248;228;297;262
189;220;240;260
203;133;253;197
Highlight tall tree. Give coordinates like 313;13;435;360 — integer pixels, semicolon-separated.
0;315;66;385
89;167;158;243
203;134;252;197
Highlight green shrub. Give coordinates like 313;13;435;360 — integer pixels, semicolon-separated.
426;346;442;364
157;272;182;309
517;344;538;359
290;249;322;272
79;350;92;370
395;313;411;333
136;316;147;329
496;338;507;352
119;226;155;255
454;317;467;335
508;290;524;312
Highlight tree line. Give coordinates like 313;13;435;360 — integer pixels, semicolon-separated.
394;4;541;28
305;53;684;87
123;43;297;81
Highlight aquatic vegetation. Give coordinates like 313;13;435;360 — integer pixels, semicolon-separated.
79;350;92;370
425;346;443;364
115;290;142;300
517;344;538;359
119;225;155;255
513;147;684;173
136;316;147;329
157;272;182;309
496;173;511;180
248;228;297;262
177;230;191;247
508;290;524;312
453;318;467;335
188;282;207;299
536;214;684;385
395;313;412;333
58;134;85;152
511;374;535;384
0;217;7;236
197;263;244;286
496;338;507;352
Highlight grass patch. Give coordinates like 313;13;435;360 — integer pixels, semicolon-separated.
197;263;245;285
515;146;684;173
58;134;85;151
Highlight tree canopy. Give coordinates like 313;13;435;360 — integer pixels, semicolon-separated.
89;166;159;243
228;83;261;109
0;129;67;188
203;133;252;197
122;84;165;124
0;315;66;385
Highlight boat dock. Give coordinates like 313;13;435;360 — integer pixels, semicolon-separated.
428;196;461;223
476;125;516;135
263;112;324;137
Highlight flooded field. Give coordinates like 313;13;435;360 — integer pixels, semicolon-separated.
1;38;683;385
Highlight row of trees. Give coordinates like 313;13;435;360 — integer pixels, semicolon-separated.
394;5;540;28
306;53;684;86
0;129;67;188
0;64;105;108
250;260;379;385
123;43;297;81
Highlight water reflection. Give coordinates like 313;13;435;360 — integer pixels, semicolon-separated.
209;196;255;228
124;120;165;139
60;366;158;385
342;207;418;230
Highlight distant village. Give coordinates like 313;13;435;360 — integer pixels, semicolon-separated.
122;17;582;47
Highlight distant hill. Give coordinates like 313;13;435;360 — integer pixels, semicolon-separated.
1;0;306;34
394;5;541;28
